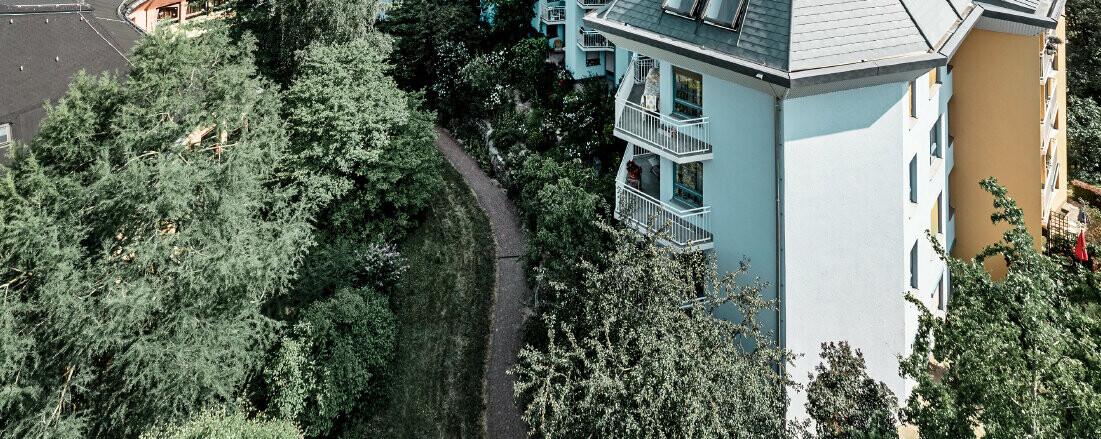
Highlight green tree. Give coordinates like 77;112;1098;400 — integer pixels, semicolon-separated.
512;233;791;438
283;39;442;244
265;288;396;437
0;26;316;438
229;0;386;82
379;0;489;120
900;178;1101;438
805;342;898;439
142;410;301;439
1067;94;1101;184
1064;0;1101;184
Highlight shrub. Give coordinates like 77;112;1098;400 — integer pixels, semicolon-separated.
266;288;396;436
141;410;301;439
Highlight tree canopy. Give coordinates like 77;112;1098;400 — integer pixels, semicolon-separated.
0;27;315;437
901;178;1101;438
512;233;791;438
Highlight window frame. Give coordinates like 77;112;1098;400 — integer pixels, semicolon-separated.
0;123;11;146
672;67;703;119
909;155;918;203
910;242;919;289
930;117;942;164
673;161;704;208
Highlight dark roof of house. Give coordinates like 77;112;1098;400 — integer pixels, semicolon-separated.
1;0;132;156
586;0;1063;86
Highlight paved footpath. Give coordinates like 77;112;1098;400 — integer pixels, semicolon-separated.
435;127;528;439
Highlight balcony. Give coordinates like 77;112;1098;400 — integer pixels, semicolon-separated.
1042;50;1058;82
540;3;565;24
577;0;608;8
577;29;614;51
614;56;712;163
1042;89;1059;146
614;146;713;250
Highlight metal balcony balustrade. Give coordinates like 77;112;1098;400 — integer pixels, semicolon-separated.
613;56;712;163
613;147;713;249
577;29;614;51
577;0;609;8
540;3;565;24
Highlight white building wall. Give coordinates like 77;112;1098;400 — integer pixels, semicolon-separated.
780;73;948;419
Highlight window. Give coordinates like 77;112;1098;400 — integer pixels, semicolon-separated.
673;67;703;118
931;193;942;235
157;4;179;21
585;51;600;67
701;0;748;30
910;242;919;289
0;123;10;146
662;0;701;17
674;162;703;207
186;0;203;15
907;81;916;118
930;118;942;164
909;155;918;203
935;277;946;310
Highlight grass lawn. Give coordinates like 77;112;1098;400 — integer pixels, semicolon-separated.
370;158;496;438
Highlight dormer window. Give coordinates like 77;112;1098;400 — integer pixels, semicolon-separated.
662;0;701;18
701;0;748;30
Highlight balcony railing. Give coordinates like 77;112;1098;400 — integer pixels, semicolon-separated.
577;29;614;51
615;183;713;249
1042;50;1058;81
540;4;565;24
577;0;608;8
1042;91;1059;145
614;56;712;162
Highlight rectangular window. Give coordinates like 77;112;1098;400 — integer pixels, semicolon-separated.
673;67;703;118
930;118;942;164
931;193;942;235
909;155;918;203
186;0;203;15
0;123;10;146
674;162;703;207
662;0;701;17
907;81;916;118
910;242;919;289
585;51;600;67
935;277;946;310
157;4;179;21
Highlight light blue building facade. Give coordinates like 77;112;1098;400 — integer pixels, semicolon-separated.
585;0;1064;420
532;0;629;79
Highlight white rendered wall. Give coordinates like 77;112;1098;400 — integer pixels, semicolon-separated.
780;73;949;420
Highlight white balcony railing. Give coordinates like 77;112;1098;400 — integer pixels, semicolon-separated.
540;4;565;23
614;56;711;161
634;55;657;83
615;183;713;249
1042;50;1058;81
577;29;614;51
1042;91;1059;145
577;0;608;8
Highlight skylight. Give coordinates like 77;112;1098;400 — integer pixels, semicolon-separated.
662;0;701;18
701;0;748;30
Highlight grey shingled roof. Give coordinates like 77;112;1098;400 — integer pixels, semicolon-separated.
596;0;971;72
1;3;131;149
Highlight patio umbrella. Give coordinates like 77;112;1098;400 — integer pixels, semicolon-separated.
1074;230;1089;262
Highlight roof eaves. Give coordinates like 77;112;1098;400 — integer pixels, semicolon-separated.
976;2;1057;28
788;53;944;88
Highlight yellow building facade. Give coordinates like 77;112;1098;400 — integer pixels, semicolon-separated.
948;17;1067;275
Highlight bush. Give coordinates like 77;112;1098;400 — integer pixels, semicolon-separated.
266;288;396;436
142;410;301;439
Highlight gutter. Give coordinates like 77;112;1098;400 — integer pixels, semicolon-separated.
117;0;148;34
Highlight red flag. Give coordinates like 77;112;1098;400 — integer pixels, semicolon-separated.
1074;230;1089;261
